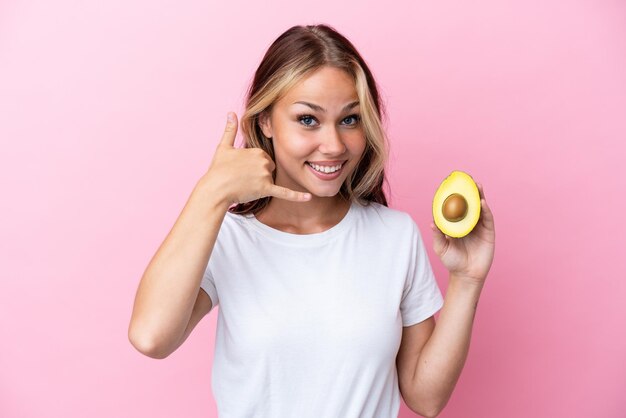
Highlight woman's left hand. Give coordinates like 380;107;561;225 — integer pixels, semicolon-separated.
430;182;495;286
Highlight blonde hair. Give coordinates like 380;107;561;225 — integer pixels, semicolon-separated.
230;24;391;215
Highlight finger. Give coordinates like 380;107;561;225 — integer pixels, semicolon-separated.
477;182;485;200
478;193;494;229
477;183;489;213
476;182;492;220
268;184;312;202
219;112;238;148
430;220;450;254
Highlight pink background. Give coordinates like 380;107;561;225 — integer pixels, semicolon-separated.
1;0;625;417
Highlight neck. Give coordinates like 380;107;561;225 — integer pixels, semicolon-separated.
256;195;351;234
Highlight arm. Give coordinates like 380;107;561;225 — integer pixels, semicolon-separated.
402;181;494;415
405;274;484;416
128;176;230;359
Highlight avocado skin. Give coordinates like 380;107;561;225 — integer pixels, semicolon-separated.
432;170;481;238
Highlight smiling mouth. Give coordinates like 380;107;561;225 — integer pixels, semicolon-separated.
305;161;346;173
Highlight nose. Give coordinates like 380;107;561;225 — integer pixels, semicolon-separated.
318;125;347;155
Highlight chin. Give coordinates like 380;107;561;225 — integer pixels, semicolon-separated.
305;186;342;198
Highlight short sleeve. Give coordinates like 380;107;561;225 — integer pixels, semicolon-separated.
400;219;444;327
200;263;219;310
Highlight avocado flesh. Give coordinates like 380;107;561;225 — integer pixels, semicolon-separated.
432;171;481;238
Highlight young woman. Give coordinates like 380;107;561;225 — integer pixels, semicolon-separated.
129;24;496;418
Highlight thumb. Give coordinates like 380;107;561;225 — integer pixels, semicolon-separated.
219;112;238;148
430;221;449;256
267;184;312;202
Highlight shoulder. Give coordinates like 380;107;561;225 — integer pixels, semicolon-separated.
212;209;252;239
224;209;251;223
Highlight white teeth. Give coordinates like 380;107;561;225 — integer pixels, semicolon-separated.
308;162;343;173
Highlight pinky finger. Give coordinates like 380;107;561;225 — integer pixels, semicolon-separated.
480;199;494;227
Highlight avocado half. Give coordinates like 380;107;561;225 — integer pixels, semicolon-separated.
432;170;481;238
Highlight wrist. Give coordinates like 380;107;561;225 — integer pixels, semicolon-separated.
194;174;232;211
449;272;486;290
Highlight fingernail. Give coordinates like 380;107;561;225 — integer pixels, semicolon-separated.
227;112;234;123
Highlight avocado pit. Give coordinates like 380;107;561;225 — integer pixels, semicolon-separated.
442;193;468;222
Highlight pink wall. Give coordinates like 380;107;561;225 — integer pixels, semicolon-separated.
1;0;624;417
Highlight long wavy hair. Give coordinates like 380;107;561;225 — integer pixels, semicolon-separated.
229;24;391;216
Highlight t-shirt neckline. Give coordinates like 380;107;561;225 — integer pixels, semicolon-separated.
244;200;359;246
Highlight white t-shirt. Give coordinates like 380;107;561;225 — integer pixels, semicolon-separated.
200;199;444;418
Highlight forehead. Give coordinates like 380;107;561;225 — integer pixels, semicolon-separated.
278;67;358;108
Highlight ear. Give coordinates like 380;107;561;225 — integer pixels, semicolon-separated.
258;110;273;139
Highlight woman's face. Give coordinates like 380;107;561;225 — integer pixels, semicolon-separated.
259;66;367;199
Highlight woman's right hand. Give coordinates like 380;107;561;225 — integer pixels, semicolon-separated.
202;112;312;206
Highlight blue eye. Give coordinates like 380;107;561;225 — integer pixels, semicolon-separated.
343;114;361;126
296;114;361;128
298;114;317;127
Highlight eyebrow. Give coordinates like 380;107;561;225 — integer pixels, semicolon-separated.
292;100;360;113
